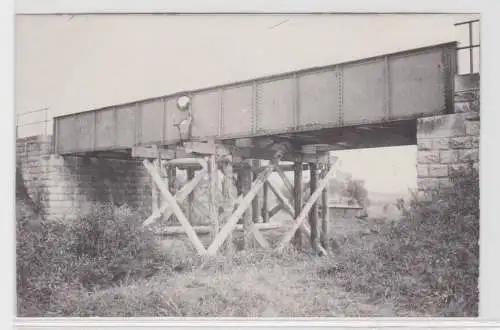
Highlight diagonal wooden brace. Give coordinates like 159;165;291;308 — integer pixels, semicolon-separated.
142;159;207;226
275;165;294;197
276;160;338;252
268;204;284;219
143;168;207;227
142;170;205;226
220;187;270;249
267;178;327;258
207;164;275;255
143;160;207;255
266;179;312;236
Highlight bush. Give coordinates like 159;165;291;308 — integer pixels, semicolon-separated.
16;201;169;316
324;166;479;316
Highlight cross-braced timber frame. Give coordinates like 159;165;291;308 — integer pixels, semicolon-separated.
134;140;338;257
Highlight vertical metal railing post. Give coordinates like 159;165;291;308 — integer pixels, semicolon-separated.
454;19;480;74
16;107;50;138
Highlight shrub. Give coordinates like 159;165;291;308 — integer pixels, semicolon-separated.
67;203;168;288
324;166;479;316
16;201;169;316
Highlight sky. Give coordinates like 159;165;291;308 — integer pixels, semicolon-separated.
14;13;480;195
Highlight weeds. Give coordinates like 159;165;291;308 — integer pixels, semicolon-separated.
16;164;479;317
16;201;169;316
323;166;479;316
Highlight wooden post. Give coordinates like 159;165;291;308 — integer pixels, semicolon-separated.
220;156;236;255
166;163;177;223
147;168;206;227
152;159;160;213
262;182;269;223
320;163;329;250
167;164;177;194
143;160;207;255
276;161;338;252
240;160;255;249
207;162;274;255
251;159;262;224
309;163;319;251
186;168;195;227
292;160;303;249
208;155;219;241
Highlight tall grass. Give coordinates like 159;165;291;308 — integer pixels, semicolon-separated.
16;201;170;316
322;165;479;316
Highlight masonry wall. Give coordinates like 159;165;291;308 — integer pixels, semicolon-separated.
16;135;152;220
416;74;480;202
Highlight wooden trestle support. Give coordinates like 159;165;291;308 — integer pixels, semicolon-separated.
135;140;338;257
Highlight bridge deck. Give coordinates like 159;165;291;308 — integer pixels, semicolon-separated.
53;42;457;157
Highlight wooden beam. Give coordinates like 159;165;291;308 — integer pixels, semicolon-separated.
266;177;312;237
143;160;207;255
183;140;230;155
293;160;303;249
266;179;294;217
240;162;255;249
166;162;177;223
268;203;283;219
309;163;319;251
186;168;195;228
320;164;329;250
275;165;294;197
143;168;206;226
278;163;310;172
157;222;284;235
208;155;219;241
301;153;335;165
252;159;262;224
276;161;338;252
168;158;207;167
152;159;160;213
262;181;269;223
207;163;275;255
219;156;236;255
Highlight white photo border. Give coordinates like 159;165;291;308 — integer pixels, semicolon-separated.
4;0;499;328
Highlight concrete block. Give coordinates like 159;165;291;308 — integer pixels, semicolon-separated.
439;178;454;190
458;149;479;162
449;163;473;174
46;200;76;209
439;150;459;164
471;136;480;148
417;140;433;150
418;151;440;164
454;73;480;93
418;178;439;191
432;138;450;150
429;164;448;177
417;164;429;177
465;120;480;136
450;136;473;149
473;162;480;172
417;114;467;139
45;186;69;195
454;101;476;113
47;156;66;166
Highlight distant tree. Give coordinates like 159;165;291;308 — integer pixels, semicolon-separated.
346;179;369;208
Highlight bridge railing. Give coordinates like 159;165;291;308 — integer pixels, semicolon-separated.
455;19;480;75
16;107;52;139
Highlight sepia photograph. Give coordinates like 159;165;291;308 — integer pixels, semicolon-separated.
15;10;481;319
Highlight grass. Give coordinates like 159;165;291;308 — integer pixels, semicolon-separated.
16;167;478;317
41;249;397;317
